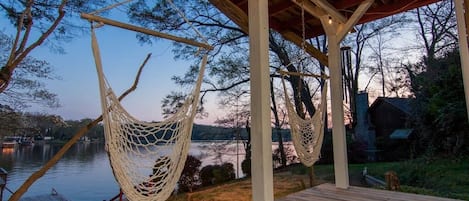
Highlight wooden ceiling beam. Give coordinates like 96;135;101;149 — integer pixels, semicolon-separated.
290;0;327;18
309;0;347;23
284;13;319;27
331;0;365;9
270;1;295;16
209;0;249;32
337;0;374;41
209;0;328;67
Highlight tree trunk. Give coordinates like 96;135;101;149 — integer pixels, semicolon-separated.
270;78;287;168
269;33;317;118
309;166;315;187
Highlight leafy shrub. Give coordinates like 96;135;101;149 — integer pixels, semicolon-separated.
272;146;298;168
241;158;251;177
347;135;368;163
199;163;236;187
216;163;235;183
178;155;202;192
200;165;216;186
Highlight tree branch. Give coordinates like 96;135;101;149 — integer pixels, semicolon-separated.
200;78;250;93
16;0;34;56
8;53;152;201
0;0;68;94
11;0;67;69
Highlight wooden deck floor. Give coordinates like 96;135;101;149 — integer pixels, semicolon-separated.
276;183;460;201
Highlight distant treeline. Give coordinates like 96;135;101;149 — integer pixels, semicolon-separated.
42;119;292;142
191;124;292;141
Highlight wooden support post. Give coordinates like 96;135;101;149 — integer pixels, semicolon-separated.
455;0;469;121
327;32;350;189
248;0;274;200
319;0;374;189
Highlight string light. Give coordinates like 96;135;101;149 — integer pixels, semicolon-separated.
328;16;332;24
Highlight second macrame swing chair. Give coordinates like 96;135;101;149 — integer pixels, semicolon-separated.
82;1;212;200
280;72;328;167
280;1;329;167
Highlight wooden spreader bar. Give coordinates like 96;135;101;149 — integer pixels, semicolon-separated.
278;70;329;79
81;13;213;50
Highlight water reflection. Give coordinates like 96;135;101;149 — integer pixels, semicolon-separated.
0;142;118;201
0;141;291;200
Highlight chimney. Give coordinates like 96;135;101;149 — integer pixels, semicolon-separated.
354;91;376;161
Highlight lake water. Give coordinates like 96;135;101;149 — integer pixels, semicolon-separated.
0;141;293;200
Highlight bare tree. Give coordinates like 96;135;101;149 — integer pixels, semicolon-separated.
127;0;325;123
0;33;59;109
0;0;106;94
415;0;458;62
270;78;288;168
365;31;406;97
0;104;22;136
342;13;409;125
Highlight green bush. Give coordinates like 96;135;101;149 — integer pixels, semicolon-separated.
241;158;251;177
199;163;236;187
178;155;202;192
200;165;216;186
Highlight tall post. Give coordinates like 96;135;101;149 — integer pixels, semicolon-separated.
319;0;374;189
455;0;469;121
248;0;274;200
327;33;350;189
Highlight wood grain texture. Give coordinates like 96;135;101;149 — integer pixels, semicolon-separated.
276;183;461;201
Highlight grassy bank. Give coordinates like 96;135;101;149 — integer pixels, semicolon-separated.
316;158;469;200
167;157;468;200
167;172;316;201
365;157;469;200
302;158;469;200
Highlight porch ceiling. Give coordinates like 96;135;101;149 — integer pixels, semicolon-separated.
209;0;442;66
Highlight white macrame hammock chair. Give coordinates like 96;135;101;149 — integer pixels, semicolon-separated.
90;25;208;200
281;74;328;167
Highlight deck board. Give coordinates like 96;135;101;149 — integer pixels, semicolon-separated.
276;183;461;201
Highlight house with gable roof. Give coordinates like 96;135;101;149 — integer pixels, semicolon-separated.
355;92;416;161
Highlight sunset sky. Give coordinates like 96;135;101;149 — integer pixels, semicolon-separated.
2;4;425;126
28;22;221;125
